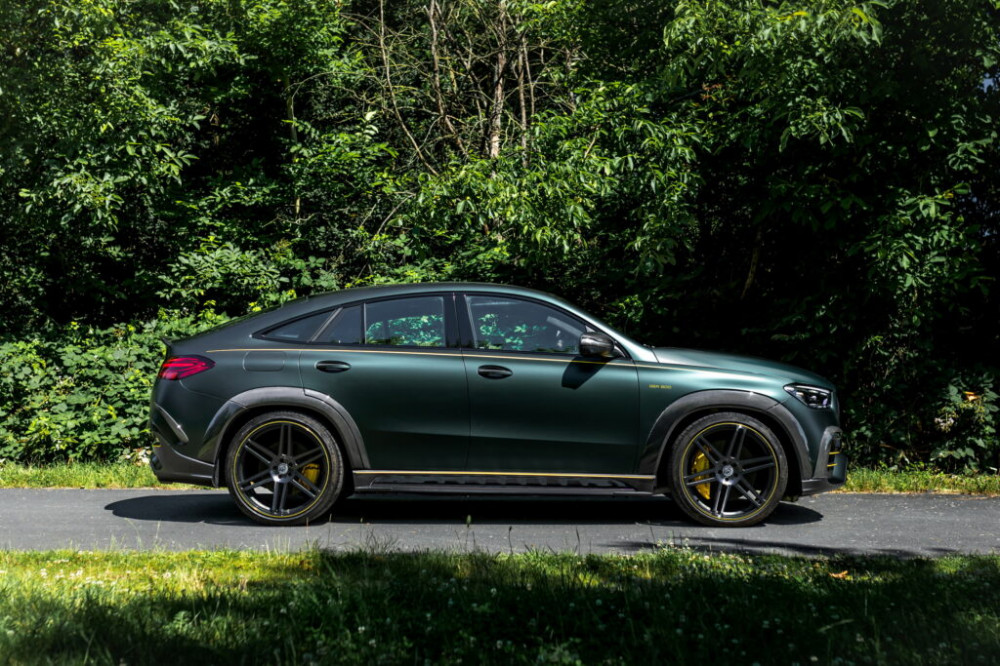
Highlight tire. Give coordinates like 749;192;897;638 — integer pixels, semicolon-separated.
667;412;787;527
225;411;345;526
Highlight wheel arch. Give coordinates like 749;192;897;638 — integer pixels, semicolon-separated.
643;390;808;497
204;387;369;487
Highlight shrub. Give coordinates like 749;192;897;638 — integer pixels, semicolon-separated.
0;311;229;464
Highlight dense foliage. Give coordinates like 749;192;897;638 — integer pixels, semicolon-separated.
1;0;997;469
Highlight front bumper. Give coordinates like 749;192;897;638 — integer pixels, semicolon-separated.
800;426;847;496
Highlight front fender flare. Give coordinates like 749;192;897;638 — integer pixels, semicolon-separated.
638;390;810;486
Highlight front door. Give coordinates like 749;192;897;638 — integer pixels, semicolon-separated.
461;294;639;475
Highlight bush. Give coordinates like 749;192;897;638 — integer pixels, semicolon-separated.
0;311;229;464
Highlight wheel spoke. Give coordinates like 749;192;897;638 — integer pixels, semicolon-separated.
290;476;318;499
712;483;732;516
741;455;776;475
294;470;323;494
279;424;292;458
244;439;274;465
684;468;719;485
726;426;747;459
239;469;272;491
684;470;715;488
292;448;323;467
271;482;287;513
735;478;765;507
694;437;721;465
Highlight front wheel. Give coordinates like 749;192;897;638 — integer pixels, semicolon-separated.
667;412;788;527
225;411;344;526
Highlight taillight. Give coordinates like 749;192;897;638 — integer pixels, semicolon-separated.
158;355;215;380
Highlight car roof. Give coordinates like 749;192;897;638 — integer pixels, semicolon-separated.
301;282;564;307
181;283;574;343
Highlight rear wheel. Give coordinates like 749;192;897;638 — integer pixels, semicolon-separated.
667;412;787;527
225;411;344;526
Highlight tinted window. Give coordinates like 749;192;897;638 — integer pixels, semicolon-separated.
466;296;586;354
315;306;362;345
365;297;446;347
262;310;333;342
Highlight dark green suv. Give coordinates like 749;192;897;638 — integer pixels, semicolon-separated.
150;283;846;527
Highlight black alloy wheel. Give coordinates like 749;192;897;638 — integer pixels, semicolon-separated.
225;411;344;525
667;412;788;527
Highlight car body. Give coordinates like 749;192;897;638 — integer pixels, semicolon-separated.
150;282;846;526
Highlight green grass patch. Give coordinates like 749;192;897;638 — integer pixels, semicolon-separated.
0;548;998;664
0;461;190;489
2;461;999;496
841;465;1000;495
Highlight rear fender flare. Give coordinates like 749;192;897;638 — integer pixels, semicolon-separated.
203;387;369;486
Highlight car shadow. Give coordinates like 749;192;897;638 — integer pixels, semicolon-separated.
105;492;824;527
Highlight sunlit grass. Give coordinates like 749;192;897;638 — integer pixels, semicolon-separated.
0;548;997;664
0;461;197;489
840;465;1000;496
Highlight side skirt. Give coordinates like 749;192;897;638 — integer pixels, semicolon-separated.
353;470;657;496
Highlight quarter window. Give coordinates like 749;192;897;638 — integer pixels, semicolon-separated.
466;296;587;354
261;310;333;342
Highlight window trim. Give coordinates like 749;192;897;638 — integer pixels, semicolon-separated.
256;308;340;344
260;294;462;349
457;291;630;359
312;306;362;345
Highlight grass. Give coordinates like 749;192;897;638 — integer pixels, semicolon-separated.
0;462;194;489
0;547;997;665
840;466;1000;495
3;461;998;495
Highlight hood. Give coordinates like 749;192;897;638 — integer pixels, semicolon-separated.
651;347;834;389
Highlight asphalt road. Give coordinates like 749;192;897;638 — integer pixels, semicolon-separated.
0;489;997;556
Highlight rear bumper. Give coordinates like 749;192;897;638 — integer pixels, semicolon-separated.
149;404;216;487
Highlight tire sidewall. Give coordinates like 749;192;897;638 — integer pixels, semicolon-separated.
667;412;788;527
225;411;345;526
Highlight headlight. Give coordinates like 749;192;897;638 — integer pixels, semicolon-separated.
784;384;833;409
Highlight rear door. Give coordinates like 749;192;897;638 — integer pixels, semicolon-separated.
298;294;469;470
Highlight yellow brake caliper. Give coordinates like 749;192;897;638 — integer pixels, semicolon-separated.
302;464;320;485
691;452;712;501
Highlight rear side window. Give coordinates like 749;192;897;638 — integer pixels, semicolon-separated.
261;310;333;342
261;297;449;347
365;296;445;347
314;306;362;345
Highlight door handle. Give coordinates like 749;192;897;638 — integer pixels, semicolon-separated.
315;360;351;373
478;365;512;379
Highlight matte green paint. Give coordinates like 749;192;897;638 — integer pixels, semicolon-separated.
463;352;639;474
298;348;470;470
151;283;843;500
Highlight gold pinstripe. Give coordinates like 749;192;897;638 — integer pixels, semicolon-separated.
206;347;641;367
204;346;734;374
355;470;654;480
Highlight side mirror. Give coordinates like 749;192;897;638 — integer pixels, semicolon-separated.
580;332;618;359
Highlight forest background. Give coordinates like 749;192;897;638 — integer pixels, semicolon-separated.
0;0;997;473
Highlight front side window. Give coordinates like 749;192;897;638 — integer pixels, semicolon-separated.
466;296;587;354
364;296;446;347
